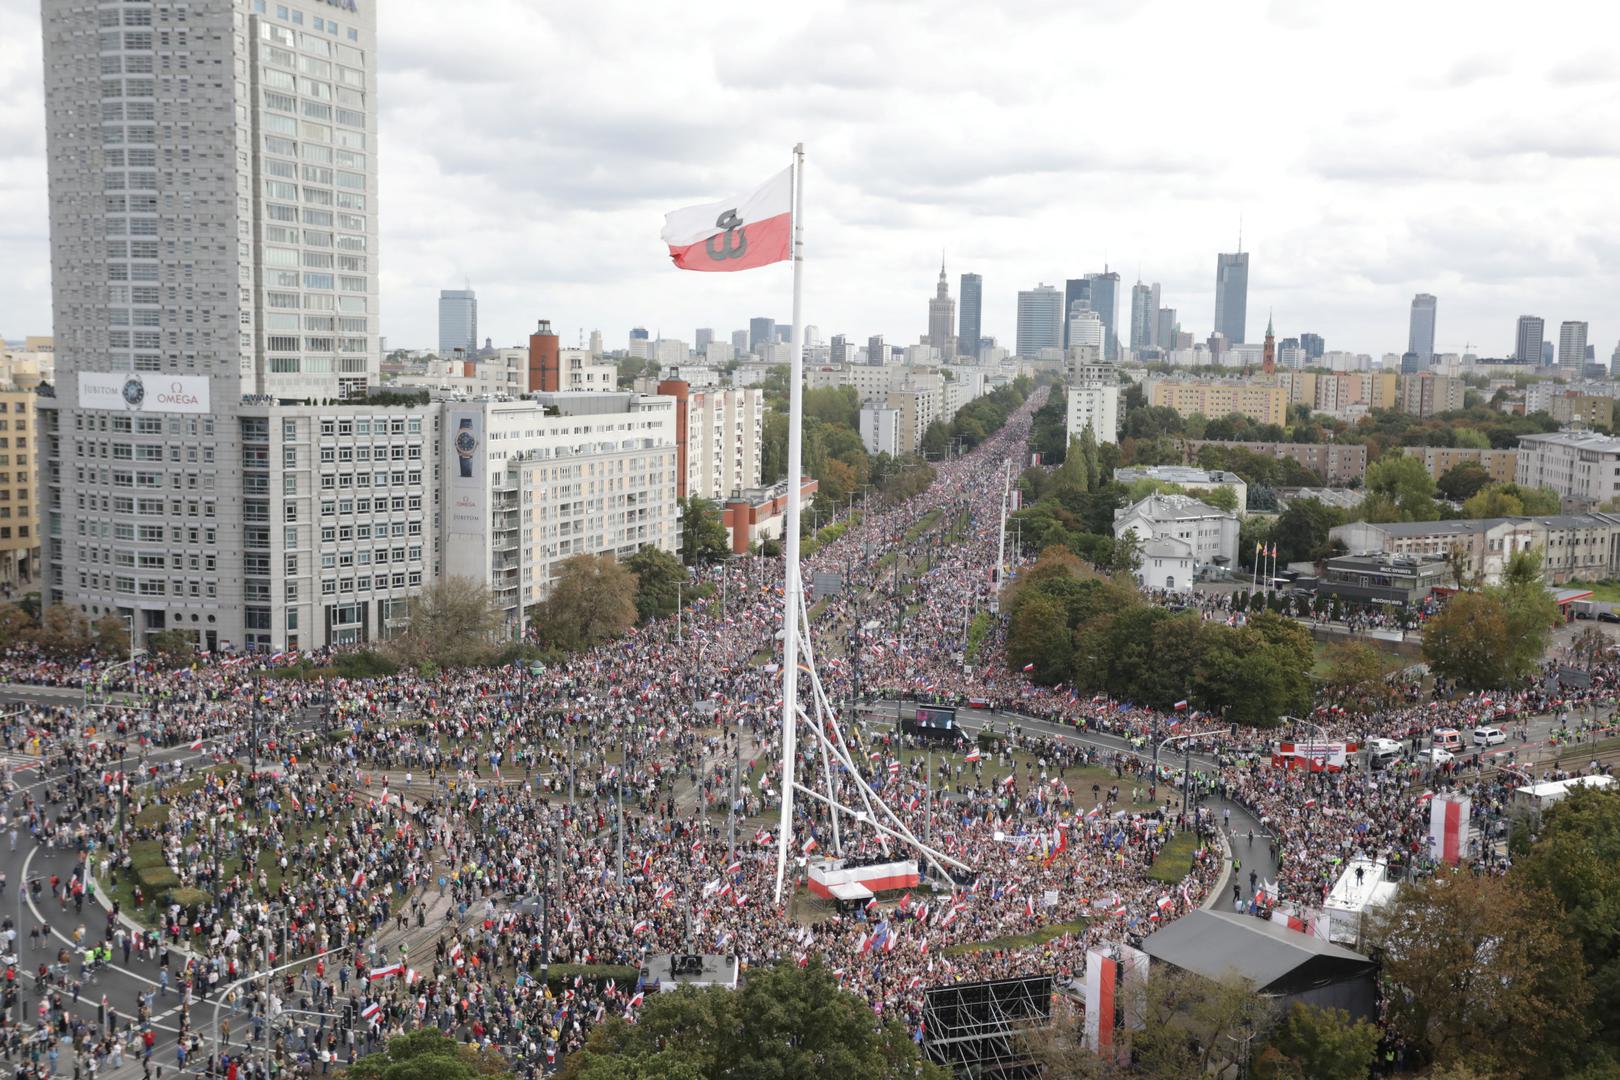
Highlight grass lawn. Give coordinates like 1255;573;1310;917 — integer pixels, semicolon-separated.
1146;831;1201;885
965;611;994;663
904;508;945;544
1568;580;1620;603
942;919;1089;957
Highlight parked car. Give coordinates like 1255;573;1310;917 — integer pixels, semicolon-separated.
1415;747;1455;766
1600;610;1620;624
1472;726;1507;747
1367;737;1404;768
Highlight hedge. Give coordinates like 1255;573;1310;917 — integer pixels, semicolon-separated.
541;964;639;989
130;841;166;869
135;865;179;890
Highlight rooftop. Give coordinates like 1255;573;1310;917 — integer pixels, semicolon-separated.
1519;430;1620;452
1115;465;1244;486
1142;909;1374;991
1118;493;1235;522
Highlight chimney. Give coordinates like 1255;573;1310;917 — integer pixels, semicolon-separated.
528;319;560;393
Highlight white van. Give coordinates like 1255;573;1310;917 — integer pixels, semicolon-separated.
1432;728;1464;753
1367;738;1404;768
1472;726;1507;747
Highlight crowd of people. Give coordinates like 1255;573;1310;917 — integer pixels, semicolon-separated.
0;385;1614;1078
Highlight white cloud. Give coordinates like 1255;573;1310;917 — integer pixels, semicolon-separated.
1;0;1617;361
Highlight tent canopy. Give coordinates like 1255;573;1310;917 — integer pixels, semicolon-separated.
1142;909;1375;993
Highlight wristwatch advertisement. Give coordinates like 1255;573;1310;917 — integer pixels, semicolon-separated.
455;416;477;479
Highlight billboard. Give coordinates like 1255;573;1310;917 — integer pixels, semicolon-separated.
79;373;210;414
914;706;956;730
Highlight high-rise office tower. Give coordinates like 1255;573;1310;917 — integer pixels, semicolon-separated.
1611;341;1620;380
1156;308;1178;353
1149;283;1162;346
1067;304;1104;357
695;328;714;351
926;261;956;357
730;329;748;353
1515;316;1545;364
867;335;887;367
438;290;477;359
829;335;848;365
1129;281;1155;354
1559;321;1590;370
38;0;444;652
1016;285;1065;357
1062;279;1090;348
1299;332;1325;360
958;273;983;361
1086;270;1121;361
630;327;651;341
748;318;775;354
589;330;605;358
1408;294;1438;365
1213;252;1249;345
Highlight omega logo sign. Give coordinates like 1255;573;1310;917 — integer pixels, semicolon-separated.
79;372;210;414
318;0;360;11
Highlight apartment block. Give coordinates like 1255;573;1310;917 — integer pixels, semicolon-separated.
658;380;763;502
0;387;38;591
1397;373;1466;417
1516;431;1620;508
1146;380;1288;426
1180;440;1367;485
1414;447;1518;485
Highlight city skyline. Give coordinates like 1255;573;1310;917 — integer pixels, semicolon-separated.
2;0;1618;358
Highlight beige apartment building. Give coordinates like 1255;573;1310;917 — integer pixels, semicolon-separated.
1147;380;1288;426
0;387;37;593
1397;373;1466;418
1415;447;1518;485
1180;439;1367;484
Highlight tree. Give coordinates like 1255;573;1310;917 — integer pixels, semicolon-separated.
920;419;950;459
534;555;637;652
760;410;789;483
1436;461;1492;502
1200;484;1239;513
1570;625;1612;670
1129;969;1273;1080
1270;498;1342;565
1361;452;1438;521
1515;788;1620;1060
679;496;732;565
1006;592;1073;684
31;605;93;660
560;961;947;1080
1372;871;1590;1078
1254;1003;1380;1080
0;603;35;649
145;629;196;669
1423;565;1558;690
91;613;131;660
349;1030;512;1080
391;577;503;668
1319;641;1400;714
625;546;688;624
1462;482;1561;518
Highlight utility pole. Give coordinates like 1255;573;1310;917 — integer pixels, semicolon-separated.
616;763;625;885
727;741;740;864
568;735;575;807
676;580;682;644
995;459;1010;590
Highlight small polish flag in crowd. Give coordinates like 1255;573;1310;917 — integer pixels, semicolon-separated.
734;891;750;907
1173;700;1189;711
887;761;900;775
801;836;818;855
1303;797;1318;809
726;860;742;876
908;975;923;990
718;881;734;898
627;991;644;1008
965;749;982;764
361;1002;381;1021
406;968;420;985
1022;663;1035;673
632;920;649;936
641;852;653;875
368;963;402;982
448;943;464;964
865;897;880;913
655;884;674;905
1156;895;1174;912
1001;774;1017;789
656;726;666;740
1024;896;1035;918
189;737;205;751
1112;905;1128;918
351;870;366;889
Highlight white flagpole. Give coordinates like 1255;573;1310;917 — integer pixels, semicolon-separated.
774;144;806;905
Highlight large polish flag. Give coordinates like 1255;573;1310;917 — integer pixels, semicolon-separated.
661;167;792;272
1428;793;1470;866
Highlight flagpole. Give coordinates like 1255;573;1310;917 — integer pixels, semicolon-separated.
774;143;806;905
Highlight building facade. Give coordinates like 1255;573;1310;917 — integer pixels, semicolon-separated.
1213;252;1249;345
926;262;956;358
1331;513;1620;586
0;387;38;592
1515;315;1545;364
958;273;982;361
859;406;900;458
1516;430;1620;508
1397;372;1465;417
1016;285;1064;358
1559;321;1590;372
1179;440;1367;485
40;0;389;651
1066;383;1120;447
1407;294;1437;366
1146;380;1287;426
438;289;477;358
1414;446;1518;486
1114;493;1239;587
657;380;763;502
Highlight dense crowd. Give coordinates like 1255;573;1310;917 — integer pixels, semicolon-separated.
0;385;1614;1078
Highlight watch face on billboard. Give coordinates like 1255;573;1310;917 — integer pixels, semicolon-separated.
79;373;210;414
451;412;480;484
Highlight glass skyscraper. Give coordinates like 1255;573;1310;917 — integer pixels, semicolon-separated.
438;289;477;358
1213;252;1249;345
958;273;982;361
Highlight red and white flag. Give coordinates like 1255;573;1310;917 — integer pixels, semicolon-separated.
1428;793;1470;866
801;836;818;855
661;168;792;272
189;737;205;751
361;1002;381;1021
368;963;402;982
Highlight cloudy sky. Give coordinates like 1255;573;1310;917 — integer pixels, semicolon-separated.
2;0;1616;360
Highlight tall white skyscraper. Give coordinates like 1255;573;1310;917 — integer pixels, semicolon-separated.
438;289;477;357
1016;284;1064;357
39;0;438;653
1559;321;1590;371
1408;294;1438;365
